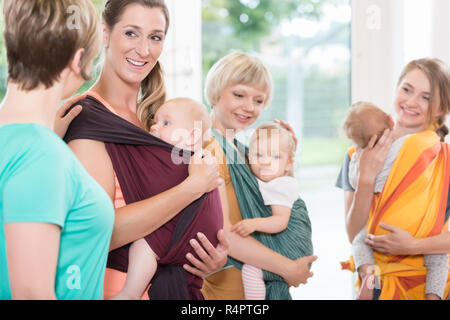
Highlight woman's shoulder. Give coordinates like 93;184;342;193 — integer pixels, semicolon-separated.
204;136;225;161
204;136;231;182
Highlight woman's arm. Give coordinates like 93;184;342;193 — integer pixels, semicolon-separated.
5;222;60;299
68;139;222;251
230;205;290;236
345;130;394;243
366;222;450;255
217;184;317;287
345;179;376;243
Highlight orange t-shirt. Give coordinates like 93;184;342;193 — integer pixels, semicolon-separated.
201;137;245;300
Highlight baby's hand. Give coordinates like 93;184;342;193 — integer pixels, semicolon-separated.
231;219;257;237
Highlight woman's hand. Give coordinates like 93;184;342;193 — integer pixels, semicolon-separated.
186;149;224;196
365;223;416;255
54;94;86;138
281;255;318;287
183;230;229;278
274;119;298;150
358;129;394;184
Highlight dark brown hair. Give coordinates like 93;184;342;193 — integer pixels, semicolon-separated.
103;0;170;131
3;0;100;91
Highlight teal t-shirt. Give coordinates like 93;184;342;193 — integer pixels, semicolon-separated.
0;124;114;300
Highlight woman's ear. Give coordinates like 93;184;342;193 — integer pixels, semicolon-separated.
102;21;110;48
69;48;85;76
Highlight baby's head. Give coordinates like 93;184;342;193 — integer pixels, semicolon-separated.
342;101;394;149
249;122;296;182
150;98;211;151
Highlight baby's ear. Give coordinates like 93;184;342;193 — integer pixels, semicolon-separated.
387;115;395;129
189;127;203;146
285;156;295;173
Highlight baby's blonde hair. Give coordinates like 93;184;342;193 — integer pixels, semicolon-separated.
159;97;212;146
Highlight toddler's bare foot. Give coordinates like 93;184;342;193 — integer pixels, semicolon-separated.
357;274;375;300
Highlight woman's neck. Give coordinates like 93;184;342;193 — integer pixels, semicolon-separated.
393;123;427;140
211;110;237;142
92;64;141;116
0;82;63;129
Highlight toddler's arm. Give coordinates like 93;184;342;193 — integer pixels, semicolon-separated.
424;254;449;300
352;228;375;274
231;205;291;237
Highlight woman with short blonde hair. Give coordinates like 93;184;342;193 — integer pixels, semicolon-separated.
205;52;273;109
202;52;317;300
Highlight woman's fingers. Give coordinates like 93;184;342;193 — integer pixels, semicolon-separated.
216;229;229;252
274;119;298;150
367;133;379;149
54;94;87;138
196;232;221;263
188;149;222;193
57;93;86;117
373;129;394;151
184;231;229;278
183;262;204;278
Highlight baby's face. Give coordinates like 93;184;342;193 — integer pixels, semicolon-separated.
150;102;196;150
249;134;293;182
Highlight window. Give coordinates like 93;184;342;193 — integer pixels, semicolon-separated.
202;0;353;299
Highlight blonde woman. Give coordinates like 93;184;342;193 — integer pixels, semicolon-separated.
202;52;317;300
0;0;114;300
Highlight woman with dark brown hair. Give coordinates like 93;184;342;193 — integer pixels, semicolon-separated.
63;0;227;300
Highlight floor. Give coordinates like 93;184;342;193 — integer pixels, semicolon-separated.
290;165;354;300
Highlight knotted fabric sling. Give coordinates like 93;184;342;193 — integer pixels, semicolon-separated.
211;129;313;300
342;131;450;300
64;94;223;300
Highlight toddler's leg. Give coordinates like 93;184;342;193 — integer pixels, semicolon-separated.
242;264;266;300
109;239;157;300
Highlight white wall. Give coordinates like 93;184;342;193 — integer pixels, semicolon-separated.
161;0;202;101
352;0;450;138
351;0;404;112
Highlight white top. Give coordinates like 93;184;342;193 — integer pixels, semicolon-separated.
349;135;409;193
257;176;299;208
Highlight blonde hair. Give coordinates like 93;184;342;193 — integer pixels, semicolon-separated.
204;52;273;108
250;122;297;177
397;58;450;141
103;0;170;131
163;97;212;136
3;0;101;91
342;101;391;149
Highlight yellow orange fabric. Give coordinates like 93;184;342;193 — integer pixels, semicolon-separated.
201;137;245;300
343;131;450;300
